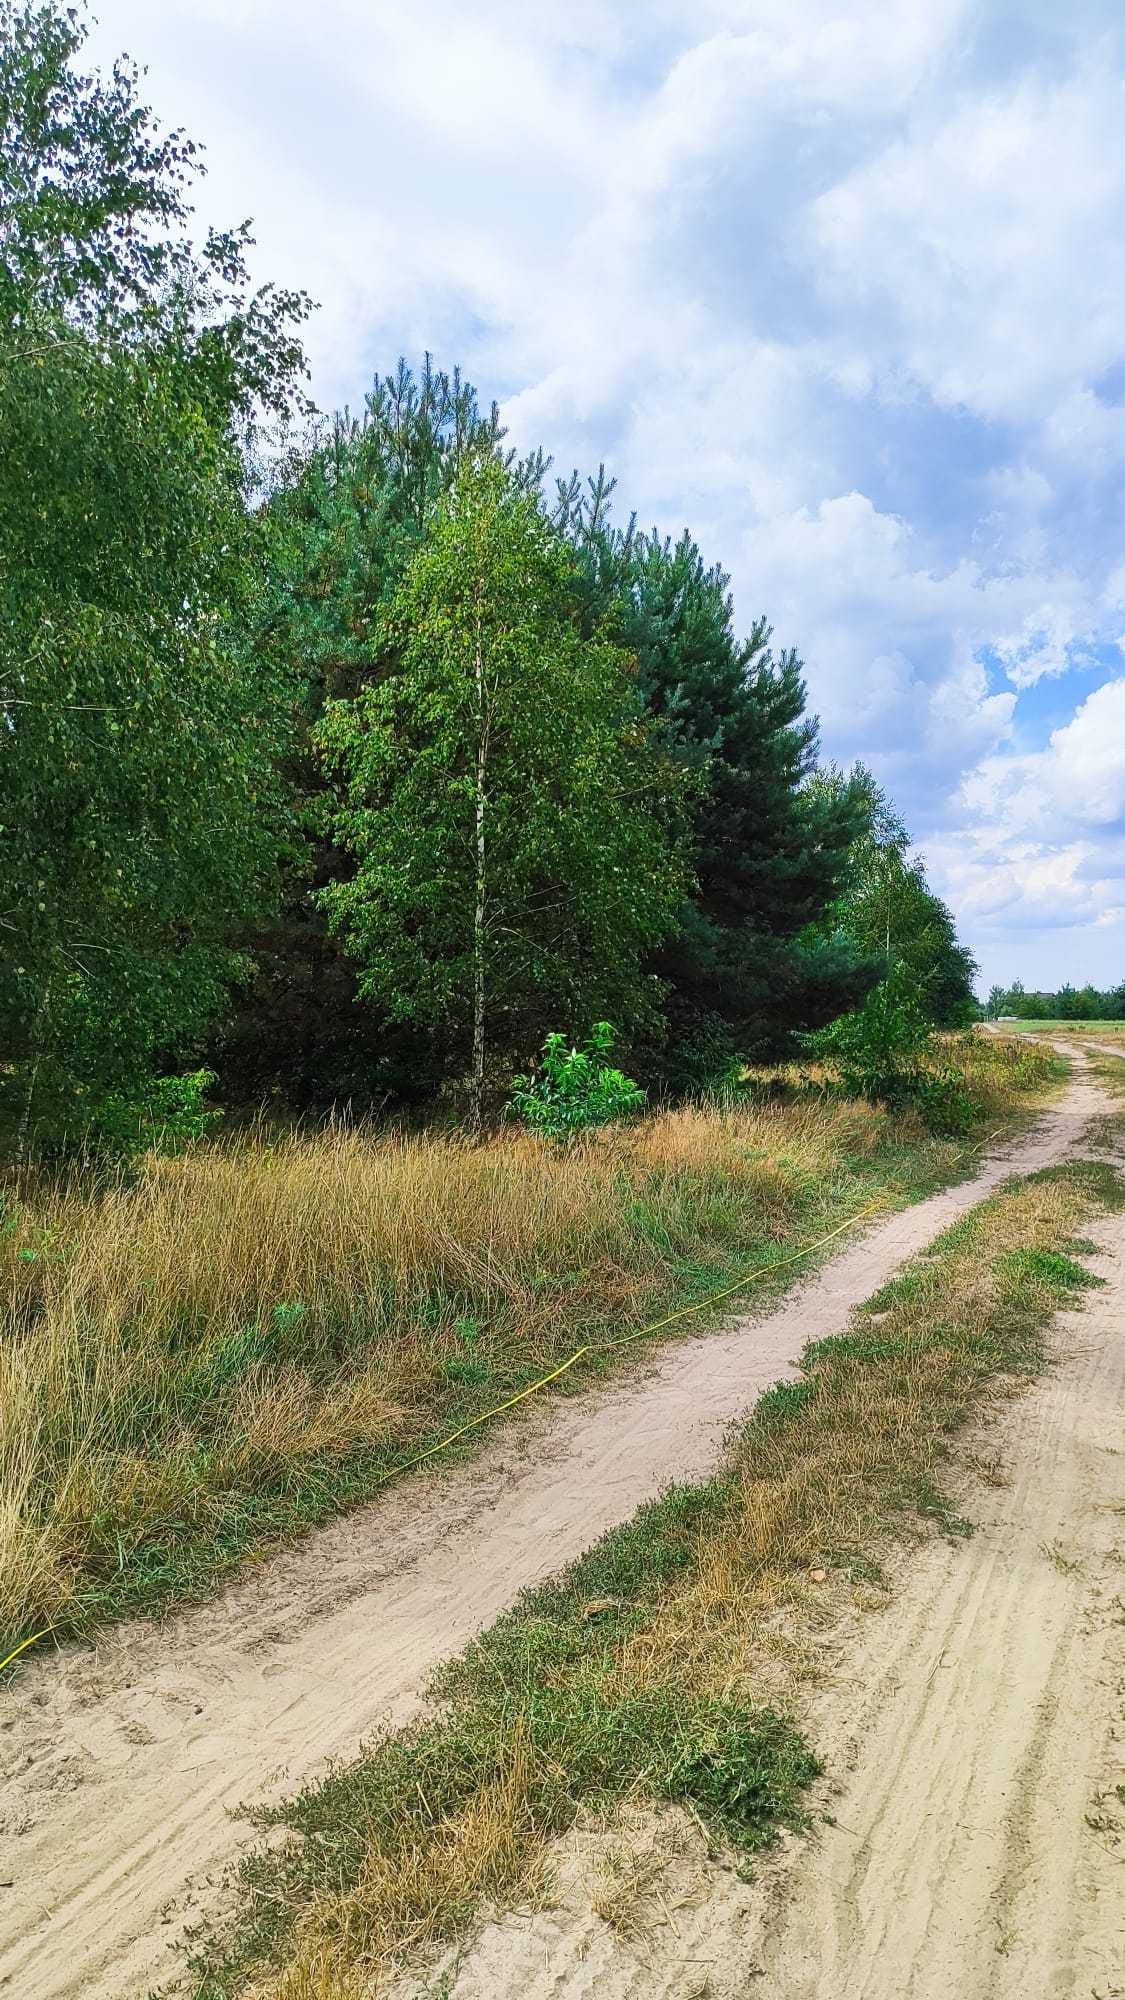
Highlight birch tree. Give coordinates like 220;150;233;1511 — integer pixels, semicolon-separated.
0;0;308;1149
316;457;690;1129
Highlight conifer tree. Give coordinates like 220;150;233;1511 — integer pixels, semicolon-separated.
563;496;875;1072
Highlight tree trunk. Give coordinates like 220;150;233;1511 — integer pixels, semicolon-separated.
16;972;50;1179
470;590;487;1137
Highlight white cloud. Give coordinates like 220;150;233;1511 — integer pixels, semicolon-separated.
933;679;1125;985
1049;680;1125;822
931;830;1123;937
991;608;1100;690
808;63;1125;427
82;0;1125;987
960;679;1125;837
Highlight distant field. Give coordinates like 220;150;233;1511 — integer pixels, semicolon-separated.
995;1019;1125;1035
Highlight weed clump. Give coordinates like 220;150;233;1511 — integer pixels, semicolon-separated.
808;988;1061;1132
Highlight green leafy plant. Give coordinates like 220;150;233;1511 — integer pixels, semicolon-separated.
509;1023;645;1141
82;1069;222;1162
441;1315;491;1388
806;971;973;1132
908;1064;975;1135
807;971;930;1101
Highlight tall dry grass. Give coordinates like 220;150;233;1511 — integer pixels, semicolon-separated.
0;1034;1057;1650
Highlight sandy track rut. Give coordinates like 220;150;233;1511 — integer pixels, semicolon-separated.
0;1072;1107;2000
754;1196;1125;1999
392;1168;1125;2000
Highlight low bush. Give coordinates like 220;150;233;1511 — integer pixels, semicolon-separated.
509;1022;645;1140
81;1069;222;1162
807;980;1056;1133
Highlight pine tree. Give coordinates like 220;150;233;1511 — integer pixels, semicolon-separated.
563;501;875;1073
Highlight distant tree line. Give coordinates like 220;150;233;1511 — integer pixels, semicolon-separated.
0;0;979;1150
984;981;1125;1021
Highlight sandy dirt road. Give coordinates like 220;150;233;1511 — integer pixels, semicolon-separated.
0;1068;1110;2000
404;1103;1125;2000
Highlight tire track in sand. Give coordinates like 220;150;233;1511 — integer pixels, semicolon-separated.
0;1068;1108;2000
752;1159;1125;1998
404;1091;1125;2000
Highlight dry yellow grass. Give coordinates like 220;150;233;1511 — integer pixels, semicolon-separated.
206;1151;1112;2000
0;1034;1056;1652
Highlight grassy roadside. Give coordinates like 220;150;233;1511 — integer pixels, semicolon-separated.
187;1151;1122;2000
0;1036;1060;1656
1084;1046;1125;1095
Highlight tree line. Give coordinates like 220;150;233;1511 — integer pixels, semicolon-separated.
0;0;979;1150
984;981;1125;1021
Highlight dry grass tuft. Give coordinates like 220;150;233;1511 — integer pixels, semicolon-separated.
630;1167;1104;1706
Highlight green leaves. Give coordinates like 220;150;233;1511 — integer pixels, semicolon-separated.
805;966;975;1132
77;1069;222;1164
0;0;310;417
316;456;690;1095
563;508;874;1068
0;331;295;1143
813;765;978;1028
510;1023;646;1141
0;2;313;1150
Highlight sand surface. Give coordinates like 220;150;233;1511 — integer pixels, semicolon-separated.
401;1087;1125;2000
0;1066;1110;1999
755;1188;1125;1997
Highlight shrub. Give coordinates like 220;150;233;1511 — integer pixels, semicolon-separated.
82;1069;222;1162
807;974;973;1133
658;1012;746;1099
806;973;929;1104
509;1023;645;1141
909;1064;975;1135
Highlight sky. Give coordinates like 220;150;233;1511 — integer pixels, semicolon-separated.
84;0;1125;994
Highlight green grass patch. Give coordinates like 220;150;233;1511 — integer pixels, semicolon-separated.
999;1018;1125;1034
999;1246;1103;1291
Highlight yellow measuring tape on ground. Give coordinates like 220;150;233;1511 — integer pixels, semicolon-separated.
0;1189;893;1683
390;1189;892;1480
0;1628;53;1677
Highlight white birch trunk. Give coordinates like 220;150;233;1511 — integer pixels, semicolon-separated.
470;587;487;1135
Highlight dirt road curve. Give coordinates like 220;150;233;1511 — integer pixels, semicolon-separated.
0;1067;1110;1999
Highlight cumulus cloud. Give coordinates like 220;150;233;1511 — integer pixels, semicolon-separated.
935;680;1125;982
808;64;1125;426
84;0;1125;986
961;679;1125;836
